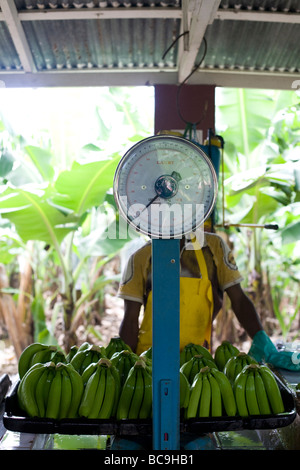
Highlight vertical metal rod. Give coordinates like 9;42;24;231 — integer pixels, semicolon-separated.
152;238;180;450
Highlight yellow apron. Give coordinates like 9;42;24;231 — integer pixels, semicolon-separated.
136;245;214;355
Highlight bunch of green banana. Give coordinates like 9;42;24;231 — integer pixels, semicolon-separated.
223;352;258;385
18;342;58;379
70;344;107;375
234;363;285;417
110;349;140;386
214;341;240;371
186;366;237;418
180;371;190;409
180;354;218;384
180;343;215;367
116;360;152;420
78;358;120;419
105;336;132;359
17;361;84;419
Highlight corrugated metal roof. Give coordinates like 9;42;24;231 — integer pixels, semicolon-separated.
0;0;299;89
13;1;180;10
202;18;300;73
21;17;180;70
219;0;300;12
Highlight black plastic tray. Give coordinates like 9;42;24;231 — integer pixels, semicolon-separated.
3;376;297;436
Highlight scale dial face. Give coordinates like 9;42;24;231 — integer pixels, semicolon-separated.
113;135;218;239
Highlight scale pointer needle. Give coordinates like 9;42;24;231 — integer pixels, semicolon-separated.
131;194;160;221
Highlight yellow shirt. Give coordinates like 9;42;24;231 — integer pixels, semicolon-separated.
117;232;243;319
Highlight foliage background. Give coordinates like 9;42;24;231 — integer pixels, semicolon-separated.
214;87;300;346
1;85;300;372
0;86;154;364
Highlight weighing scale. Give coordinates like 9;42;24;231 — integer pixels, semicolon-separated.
113;134;218;450
3;134;297;450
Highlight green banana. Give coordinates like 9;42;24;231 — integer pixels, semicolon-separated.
108;362;121;417
214;341;239;371
58;365;73;419
180;359;194;382
208;371;222;417
114;353;125;382
82;362;98;386
45;367;62;419
88;366;106;419
254;369;271;415
78;341;91;352
18;343;56;379
79;366;102;418
116;365;137;420
224;352;257;385
186;373;203;418
99;367;116;419
190;357;203;384
65;363;84;418
111;350;137;386
198;372;211;418
180;371;190;409
43;367;56;407
234;368;249;417
106;337;132;359
186;345;194;363
210;367;237;416
128;366;144;419
245;369;260;415
66;345;78;363
70;345;106;375
123;357;136;382
29;346;56;369
139;368;152;419
34;367;51;417
18;362;47;415
259;365;285;414
214;345;226;371
180;348;188;366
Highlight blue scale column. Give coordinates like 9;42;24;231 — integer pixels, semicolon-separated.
152;238;180;450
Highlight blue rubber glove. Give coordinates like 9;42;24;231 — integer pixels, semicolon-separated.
249;330;300;371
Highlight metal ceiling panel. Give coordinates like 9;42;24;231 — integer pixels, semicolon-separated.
13;0;180;9
219;0;300;12
21;17;180;71
0;22;21;70
202;18;300;73
0;0;299;89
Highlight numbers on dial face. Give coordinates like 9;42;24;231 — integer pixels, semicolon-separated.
114;136;217;238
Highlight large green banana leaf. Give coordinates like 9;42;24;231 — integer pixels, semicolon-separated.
0;155;120;246
0;186;79;245
52;156;120;216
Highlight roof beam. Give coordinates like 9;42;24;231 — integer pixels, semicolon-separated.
0;0;36;72
177;0;221;84
0;7;182;21
0;67;299;90
216;9;300;24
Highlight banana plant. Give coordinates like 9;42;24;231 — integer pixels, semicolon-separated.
0;151;132;350
215;87;300;335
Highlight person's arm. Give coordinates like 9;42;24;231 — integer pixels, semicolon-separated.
225;283;263;339
226;283;300;370
119;299;141;353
